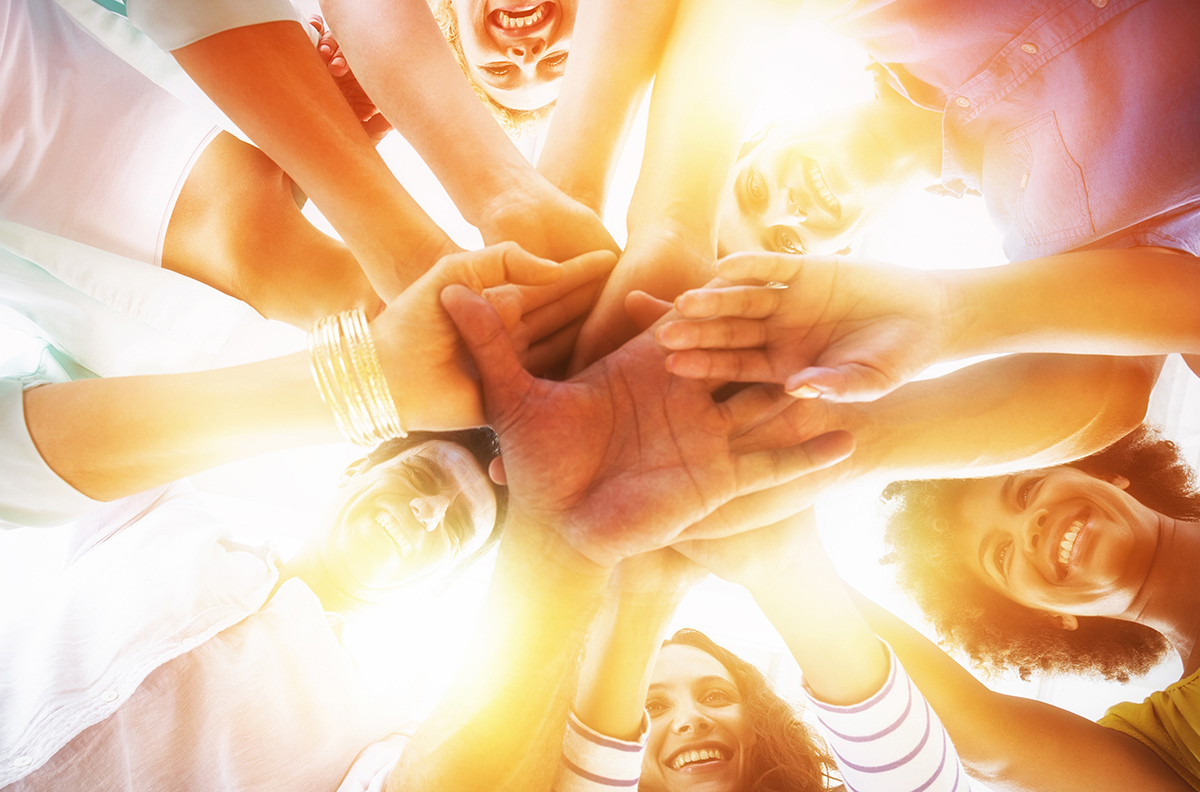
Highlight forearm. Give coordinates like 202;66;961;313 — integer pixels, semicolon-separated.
321;0;540;226
574;584;685;741
750;551;887;706
23;352;338;501
626;0;783;243
388;523;612;792
849;353;1161;482
850;592;1190;791
537;0;683;213
945;248;1200;360
171;21;452;295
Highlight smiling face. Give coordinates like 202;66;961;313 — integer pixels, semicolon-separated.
716;98;939;256
641;644;757;792
451;0;575;110
952;467;1161;620
312;440;498;602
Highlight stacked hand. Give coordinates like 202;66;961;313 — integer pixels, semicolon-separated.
309;15;392;145
441;282;854;569
370;243;615;432
657;253;958;403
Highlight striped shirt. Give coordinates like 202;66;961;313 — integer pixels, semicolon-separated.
554;711;646;792
804;645;968;792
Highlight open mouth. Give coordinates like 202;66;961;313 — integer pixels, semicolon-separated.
806;160;842;220
1054;515;1087;579
491;3;552;32
669;746;729;771
374;512;415;560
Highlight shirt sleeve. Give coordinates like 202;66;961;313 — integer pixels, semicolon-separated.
0;378;102;527
804;644;969;792
124;0;302;50
554;710;647;792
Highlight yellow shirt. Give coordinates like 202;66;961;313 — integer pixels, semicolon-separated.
1100;667;1200;790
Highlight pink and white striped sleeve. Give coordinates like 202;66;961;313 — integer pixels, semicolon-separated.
553;710;647;792
804;645;969;792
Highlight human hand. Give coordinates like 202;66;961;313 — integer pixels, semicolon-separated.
611;548;710;603
370;243;615;431
656;253;955;402
675;509;820;594
308;15;392;145
477;177;620;267
441;284;854;570
570;225;714;372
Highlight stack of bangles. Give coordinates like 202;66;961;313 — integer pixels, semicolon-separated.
308;307;407;445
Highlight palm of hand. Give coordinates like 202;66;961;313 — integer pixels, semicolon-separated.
498;334;765;567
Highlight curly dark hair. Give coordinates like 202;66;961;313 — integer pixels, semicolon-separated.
660;629;841;791
881;424;1196;682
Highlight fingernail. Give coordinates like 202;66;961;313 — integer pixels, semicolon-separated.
787;384;821;399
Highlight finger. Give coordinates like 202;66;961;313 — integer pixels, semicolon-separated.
720;383;794;435
664;349;779;383
442;242;563;293
657;316;770;351
522;318;584;377
735;430;855;494
715;252;811;283
520;281;598;343
785;364;899;403
672;286;784;321
511;250;614;314
330;51;350;77
440;284;535;425
626;290;673;332
680;450;850;541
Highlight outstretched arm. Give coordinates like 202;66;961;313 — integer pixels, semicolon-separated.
660;247;1199;402
169;20;457;299
16;246;612;509
318;0;617;263
850;592;1192;792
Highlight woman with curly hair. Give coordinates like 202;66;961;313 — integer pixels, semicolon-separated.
556;510;966;792
871;423;1200;790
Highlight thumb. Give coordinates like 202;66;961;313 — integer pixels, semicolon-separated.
441;284;534;424
785;364;900;403
625;290;674;332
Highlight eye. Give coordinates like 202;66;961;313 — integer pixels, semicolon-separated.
645;697;669;716
481;63;516;77
541;51;568;69
774;227;805;255
405;462;439;495
701;689;734;706
1017;477;1040;508
993;541;1011;578
747;168;768;205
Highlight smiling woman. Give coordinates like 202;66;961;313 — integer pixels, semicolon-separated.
279;428;507;610
640;630;834;792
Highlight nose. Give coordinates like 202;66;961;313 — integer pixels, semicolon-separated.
1022;510;1048;555
765;186;807;226
410;495;450;532
670;702;715;736
506;38;545;63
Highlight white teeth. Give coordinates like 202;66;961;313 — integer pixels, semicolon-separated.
497;5;546;29
1057;520;1083;571
671;748;726;770
807;162;840;215
374;513;413;559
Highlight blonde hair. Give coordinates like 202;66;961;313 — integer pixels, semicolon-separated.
428;0;555;137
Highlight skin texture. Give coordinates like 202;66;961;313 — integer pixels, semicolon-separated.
641;645;757;792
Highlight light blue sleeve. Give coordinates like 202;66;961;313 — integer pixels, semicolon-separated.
124;0;302;50
0;378;104;528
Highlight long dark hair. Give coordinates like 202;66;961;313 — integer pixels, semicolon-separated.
662;629;839;791
882;424;1194;681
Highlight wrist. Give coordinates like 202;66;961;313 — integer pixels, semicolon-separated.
624;213;716;260
936;268;994;362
